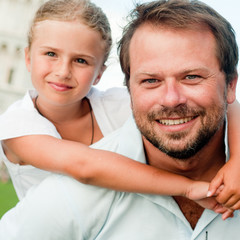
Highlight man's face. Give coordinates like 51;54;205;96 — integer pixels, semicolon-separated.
129;24;236;159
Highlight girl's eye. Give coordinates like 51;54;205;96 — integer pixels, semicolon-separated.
76;58;87;64
46;52;55;57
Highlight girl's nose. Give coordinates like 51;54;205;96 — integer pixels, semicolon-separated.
55;60;71;80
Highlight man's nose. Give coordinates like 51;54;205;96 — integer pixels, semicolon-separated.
159;79;187;108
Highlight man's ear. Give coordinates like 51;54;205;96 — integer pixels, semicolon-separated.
227;73;238;104
93;65;107;85
24;47;31;72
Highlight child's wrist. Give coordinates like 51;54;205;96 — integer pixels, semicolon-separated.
183;179;195;199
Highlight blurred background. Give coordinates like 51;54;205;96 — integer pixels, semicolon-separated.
0;0;239;216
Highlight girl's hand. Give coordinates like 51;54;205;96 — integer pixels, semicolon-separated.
195;197;234;220
185;180;209;201
208;160;240;211
185;180;234;220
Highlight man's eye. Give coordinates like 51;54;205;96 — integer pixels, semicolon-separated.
185;75;200;80
144;79;158;84
76;58;87;64
46;52;55;57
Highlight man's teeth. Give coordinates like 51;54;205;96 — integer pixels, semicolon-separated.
159;117;193;126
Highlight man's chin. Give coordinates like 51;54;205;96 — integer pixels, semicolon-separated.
160;148;198;160
146;138;195;159
149;132;213;160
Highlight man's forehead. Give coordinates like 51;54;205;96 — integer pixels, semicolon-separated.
129;23;219;74
130;22;214;46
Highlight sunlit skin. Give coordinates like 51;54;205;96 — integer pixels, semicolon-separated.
25;20;106;123
129;24;237;181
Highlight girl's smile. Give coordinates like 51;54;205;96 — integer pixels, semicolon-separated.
48;82;73;92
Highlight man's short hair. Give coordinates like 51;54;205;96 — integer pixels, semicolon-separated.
118;0;238;88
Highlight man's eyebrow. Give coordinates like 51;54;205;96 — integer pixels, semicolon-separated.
136;67;210;76
180;67;210;74
134;71;162;77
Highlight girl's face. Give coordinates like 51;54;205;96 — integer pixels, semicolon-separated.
25;20;106;107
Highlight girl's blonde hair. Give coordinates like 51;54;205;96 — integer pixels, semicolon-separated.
28;0;112;64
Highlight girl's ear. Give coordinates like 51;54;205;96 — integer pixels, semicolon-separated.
93;65;107;85
25;47;31;72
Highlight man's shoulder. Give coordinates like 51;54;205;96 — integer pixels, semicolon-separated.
3;174;120;239
39;174;120;235
31;173;118;205
90;115;139;151
90;116;145;164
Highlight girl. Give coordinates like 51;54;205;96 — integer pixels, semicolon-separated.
0;0;239;219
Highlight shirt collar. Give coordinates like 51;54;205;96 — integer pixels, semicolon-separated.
117;114;146;164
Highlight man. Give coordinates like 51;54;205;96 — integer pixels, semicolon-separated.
0;0;239;239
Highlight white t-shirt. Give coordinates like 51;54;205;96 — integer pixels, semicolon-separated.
0;117;238;240
0;87;131;199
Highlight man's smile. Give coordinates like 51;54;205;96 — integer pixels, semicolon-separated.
158;117;195;126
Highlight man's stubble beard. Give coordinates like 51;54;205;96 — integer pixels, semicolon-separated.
133;103;226;160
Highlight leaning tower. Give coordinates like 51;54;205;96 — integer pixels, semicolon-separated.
0;0;46;113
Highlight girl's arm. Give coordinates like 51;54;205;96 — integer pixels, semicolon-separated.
209;100;240;211
4;135;233;217
4;135;205;197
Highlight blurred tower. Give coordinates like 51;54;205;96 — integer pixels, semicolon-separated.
0;0;45;113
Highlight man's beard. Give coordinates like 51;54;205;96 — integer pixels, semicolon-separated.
133;104;226;160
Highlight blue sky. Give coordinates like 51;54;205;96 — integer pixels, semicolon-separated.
92;0;240;101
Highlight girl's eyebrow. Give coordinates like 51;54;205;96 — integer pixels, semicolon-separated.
39;46;59;52
39;46;96;61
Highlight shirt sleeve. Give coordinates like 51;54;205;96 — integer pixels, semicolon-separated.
0;109;61;141
0;90;60;141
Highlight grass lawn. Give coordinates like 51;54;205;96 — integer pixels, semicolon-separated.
0;181;19;218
